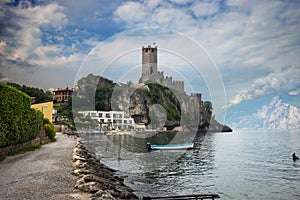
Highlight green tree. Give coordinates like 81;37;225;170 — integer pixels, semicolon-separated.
203;101;213;116
7;82;52;103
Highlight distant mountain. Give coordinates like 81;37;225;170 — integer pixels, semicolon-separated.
226;95;300;130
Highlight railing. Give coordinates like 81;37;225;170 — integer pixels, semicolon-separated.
142;194;220;200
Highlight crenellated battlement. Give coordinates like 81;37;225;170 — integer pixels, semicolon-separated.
190;93;202;102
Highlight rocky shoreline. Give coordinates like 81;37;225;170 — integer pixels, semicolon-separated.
72;138;138;200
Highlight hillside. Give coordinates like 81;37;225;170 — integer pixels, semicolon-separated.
6;82;52;103
74;74;232;132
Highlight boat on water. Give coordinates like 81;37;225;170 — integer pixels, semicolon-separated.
105;130;136;135
76;129;104;134
147;142;194;151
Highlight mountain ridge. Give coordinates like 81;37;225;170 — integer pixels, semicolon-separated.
226;95;300;130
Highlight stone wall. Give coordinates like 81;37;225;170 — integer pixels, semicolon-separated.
0;127;50;157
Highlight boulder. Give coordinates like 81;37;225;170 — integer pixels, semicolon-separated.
77;181;101;193
73;168;94;176
72;155;86;162
72;160;88;169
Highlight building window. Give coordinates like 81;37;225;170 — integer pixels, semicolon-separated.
98;113;103;117
106;113;110;118
113;113;122;118
113;120;122;124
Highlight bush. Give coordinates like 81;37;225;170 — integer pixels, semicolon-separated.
0;84;43;147
44;123;56;140
43;118;51;125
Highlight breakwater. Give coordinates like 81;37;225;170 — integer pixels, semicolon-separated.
72;138;138;200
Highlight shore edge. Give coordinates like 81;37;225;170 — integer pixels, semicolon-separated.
72;138;138;200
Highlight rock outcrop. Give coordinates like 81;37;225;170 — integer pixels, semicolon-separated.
72;139;138;200
74;74;232;132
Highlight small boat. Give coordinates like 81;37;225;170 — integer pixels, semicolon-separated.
147;142;194;151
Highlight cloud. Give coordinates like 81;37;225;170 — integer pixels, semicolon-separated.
0;1;87;89
0;2;67;64
191;1;220;17
113;1;196;31
229;67;300;106
169;0;192;5
1;0;299;112
112;0;300;104
114;2;147;24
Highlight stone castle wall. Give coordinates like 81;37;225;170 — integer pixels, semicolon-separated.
140;45;196;94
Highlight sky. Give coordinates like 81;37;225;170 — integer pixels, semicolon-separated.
0;0;300;121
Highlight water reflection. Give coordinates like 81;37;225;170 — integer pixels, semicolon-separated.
81;130;300;199
80;131;219;197
128;132;218;196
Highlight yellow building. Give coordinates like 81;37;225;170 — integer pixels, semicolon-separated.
31;101;53;123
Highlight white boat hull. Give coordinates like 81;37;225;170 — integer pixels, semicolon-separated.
149;142;194;150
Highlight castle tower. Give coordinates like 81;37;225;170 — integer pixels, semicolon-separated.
139;45;158;83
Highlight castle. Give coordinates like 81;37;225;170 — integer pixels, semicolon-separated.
139;45;184;92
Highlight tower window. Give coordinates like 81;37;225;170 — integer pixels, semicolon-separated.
152;49;154;52
145;49;148;52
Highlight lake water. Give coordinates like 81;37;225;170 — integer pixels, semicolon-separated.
81;130;300;199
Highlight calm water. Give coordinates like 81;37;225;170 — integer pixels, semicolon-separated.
81;130;300;199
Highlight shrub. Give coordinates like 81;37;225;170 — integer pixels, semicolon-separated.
44;123;56;140
43;118;51;125
0;84;43;147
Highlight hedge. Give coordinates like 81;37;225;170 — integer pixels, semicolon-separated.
0;84;43;147
44;118;56;140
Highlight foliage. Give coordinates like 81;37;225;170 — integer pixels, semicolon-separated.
56;96;74;120
95;77;115;111
44;117;56;140
145;83;181;124
95;87;113;111
7;82;52;103
202;101;213;116
0;84;43;147
44;124;56;140
43;118;51;125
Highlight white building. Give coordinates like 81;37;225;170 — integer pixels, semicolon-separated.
78;110;135;130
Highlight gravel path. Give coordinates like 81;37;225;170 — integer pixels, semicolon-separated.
0;133;90;200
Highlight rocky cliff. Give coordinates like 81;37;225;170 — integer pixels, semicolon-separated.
74;74;232;132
